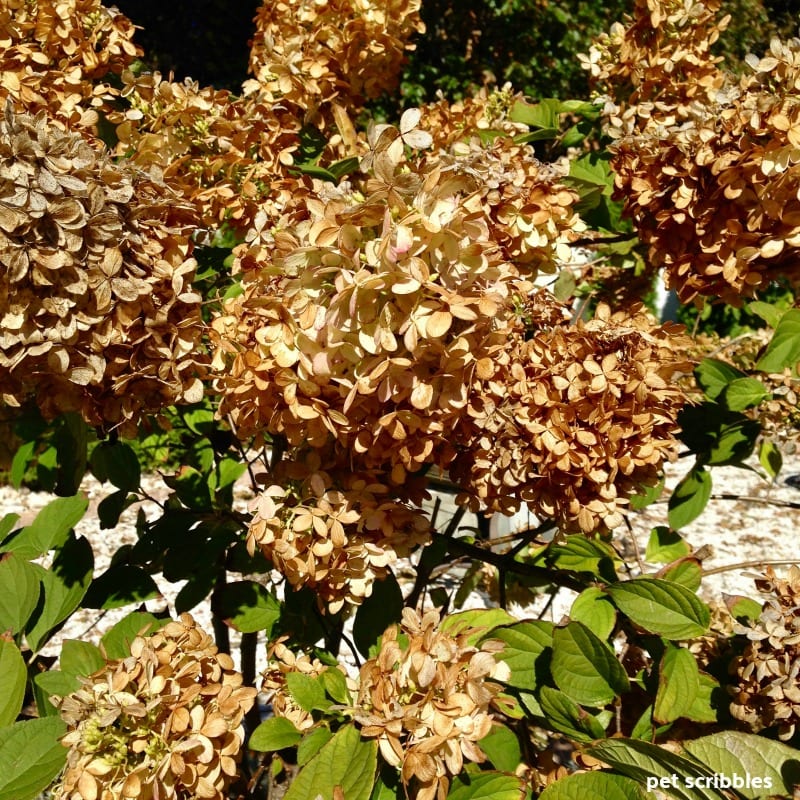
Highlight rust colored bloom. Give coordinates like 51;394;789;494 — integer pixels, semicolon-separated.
355;608;509;800
0;104;205;434
53;615;257;800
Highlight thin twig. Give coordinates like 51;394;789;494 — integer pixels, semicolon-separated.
703;558;800;576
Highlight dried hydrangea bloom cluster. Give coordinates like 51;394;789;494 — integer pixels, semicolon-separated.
730;567;800;740
262;637;356;731
0;105;205;434
246;0;424;120
0;0;139;127
212;105;690;603
585;0;800;303
248;453;431;610
53;615;257;800
354;609;509;800
450;303;690;531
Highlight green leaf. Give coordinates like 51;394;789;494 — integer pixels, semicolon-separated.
100;612;164;659
706;416;760;466
1;495;88;559
747;300;784;329
9;441;35;490
758;440;782;480
249;717;302;751
683;731;800;799
538;686;607;742
587;739;720;800
298;726;333;766
552;269;576;302
694;358;747;401
629;477;665;511
725;596;762;624
569;587;617;640
539;771;651;800
328;156;360;180
756;308;800;373
25;533;94;651
90;441;141;492
514;127;560;143
548;535;616;578
284;724;377;800
286;672;330;713
97;489;132;529
321;667;351;704
509;98;560;128
0;641;26;728
0;716;67;800
440;608;516;645
446;771;525;800
646;527;691;563
490;621;554;691
683;673;719;724
478;725;521;773
82;564;159;611
51;412;88;496
0;554;41;635
59;640;105;681
668;468;711;530
0;515;19;546
216;580;280;634
33;671;80;714
208;457;247;502
551;622;629;707
606;579;710;639
654;646;700;723
164;466;213;511
354;571;403;656
721;377;769;411
658;559;702;592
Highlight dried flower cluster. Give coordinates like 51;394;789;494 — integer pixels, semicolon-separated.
0;104;205;434
246;0;424;121
354;608;509;800
248;454;430;611
450;303;690;531
53;615;257;800
0;0;139;127
585;0;800;303
730;567;800;740
211;105;690;604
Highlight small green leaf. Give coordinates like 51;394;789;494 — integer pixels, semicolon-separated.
440;608;516;644
547;535;616;578
654;646;700;723
286;672;330;713
683;673;719;724
694;358;747;400
657;558;702;592
758;440;782;479
249;717;302;752
756;308;800;373
97;490;131;529
725;595;762;624
539;771;650;800
83;564;159;611
9;441;35;490
0;515;19;546
0;554;41;635
90;441;141;492
646;527;691;563
570;587;617;640
722;377;769;411
668;467;711;530
164;466;213;511
321;667;351;704
510;98;559;128
0;641;26;728
33;671;80;713
538;686;607;742
297;726;333;766
747;300;784;329
216;580;280;634
328;156;360;180
490;621;554;691
446;771;525;800
0;716;68;800
100;612;164;659
1;495;88;559
551;622;629;707
479;725;521;773
606;579;710;639
629;477;665;511
284;724;377;800
59;640;105;680
354;571;403;656
684;732;800;799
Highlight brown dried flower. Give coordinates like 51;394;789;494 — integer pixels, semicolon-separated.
0;0;140;128
0;104;205;434
354;608;509;800
730;567;800;740
53;614;257;800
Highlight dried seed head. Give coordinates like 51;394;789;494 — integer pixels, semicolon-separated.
53;614;257;800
